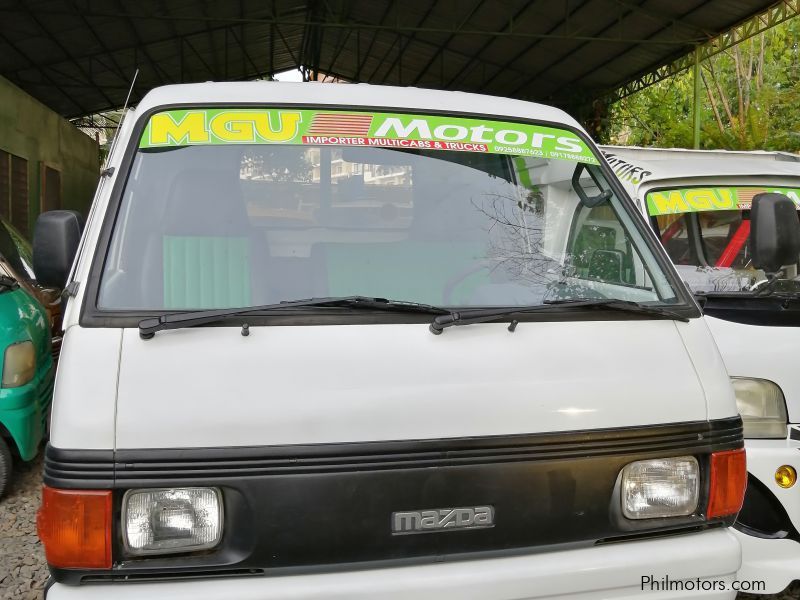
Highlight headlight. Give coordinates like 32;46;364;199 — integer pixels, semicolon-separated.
122;488;223;555
732;377;788;439
621;456;699;519
2;341;36;388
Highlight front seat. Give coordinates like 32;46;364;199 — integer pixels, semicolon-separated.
141;169;268;309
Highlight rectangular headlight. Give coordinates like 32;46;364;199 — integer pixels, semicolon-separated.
2;341;36;388
732;377;788;439
621;456;699;519
122;488;223;556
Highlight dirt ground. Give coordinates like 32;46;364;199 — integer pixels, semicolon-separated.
0;451;797;599
0;453;47;600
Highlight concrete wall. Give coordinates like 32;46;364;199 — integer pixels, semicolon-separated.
0;75;99;238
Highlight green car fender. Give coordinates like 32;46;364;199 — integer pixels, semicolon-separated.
0;286;55;462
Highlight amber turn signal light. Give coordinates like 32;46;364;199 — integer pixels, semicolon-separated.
37;486;113;569
707;448;747;519
775;465;797;489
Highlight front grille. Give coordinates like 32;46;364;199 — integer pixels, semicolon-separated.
46;417;743;586
45;417;743;487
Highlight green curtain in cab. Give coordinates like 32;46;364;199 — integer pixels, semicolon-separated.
163;236;251;309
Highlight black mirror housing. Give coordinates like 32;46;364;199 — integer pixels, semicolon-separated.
751;193;800;273
33;210;83;288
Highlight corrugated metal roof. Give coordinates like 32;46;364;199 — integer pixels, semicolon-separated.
0;0;782;118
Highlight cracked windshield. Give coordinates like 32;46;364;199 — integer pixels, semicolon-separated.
648;185;800;294
98;109;677;310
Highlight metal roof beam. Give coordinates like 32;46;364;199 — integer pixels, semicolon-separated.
409;0;485;86
376;2;437;84
548;1;708;103
609;0;708;36
113;4;170;86
364;30;400;82
606;0;800;102
67;0;130;84
508;0;654;98
272;6;300;68
444;1;540;89
0;30;89;115
17;5;117;107
477;0;590;93
227;26;263;79
182;36;214;77
323;0;354;77
352;0;394;81
0;7;704;45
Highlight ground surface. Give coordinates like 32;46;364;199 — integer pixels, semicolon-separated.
0;452;798;599
0;453;47;600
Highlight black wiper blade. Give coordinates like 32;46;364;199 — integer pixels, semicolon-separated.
0;275;19;292
544;298;690;322
430;305;560;335
139;296;449;339
429;298;688;335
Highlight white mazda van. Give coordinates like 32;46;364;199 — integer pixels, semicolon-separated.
35;83;749;599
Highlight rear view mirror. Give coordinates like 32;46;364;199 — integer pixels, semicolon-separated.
572;163;613;208
751;193;800;273
33;211;83;288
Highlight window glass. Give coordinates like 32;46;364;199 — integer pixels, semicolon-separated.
570;204;651;289
0;218;35;282
98;109;679;311
698;211;751;269
648;186;800;293
654;214;693;266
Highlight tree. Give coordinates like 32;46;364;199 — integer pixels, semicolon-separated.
604;16;800;152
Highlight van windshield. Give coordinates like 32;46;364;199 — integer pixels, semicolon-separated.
98;108;678;311
647;185;800;295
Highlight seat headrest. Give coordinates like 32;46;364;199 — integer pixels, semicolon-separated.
163;170;251;236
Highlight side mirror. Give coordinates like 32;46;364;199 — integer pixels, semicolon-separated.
33;211;83;288
751;193;800;274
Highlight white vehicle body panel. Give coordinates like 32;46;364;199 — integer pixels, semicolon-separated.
47;529;739;600
706;317;800;424
50;327;121;449
114;319;723;449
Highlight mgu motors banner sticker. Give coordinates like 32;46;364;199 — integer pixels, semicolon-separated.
646;186;800;216
139;108;600;164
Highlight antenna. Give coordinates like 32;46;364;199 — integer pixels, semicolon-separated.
103;68;139;169
122;68;139;113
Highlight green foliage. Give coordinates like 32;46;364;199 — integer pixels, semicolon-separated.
604;16;800;151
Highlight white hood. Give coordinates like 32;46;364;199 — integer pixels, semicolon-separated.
707;315;800;423
89;318;735;450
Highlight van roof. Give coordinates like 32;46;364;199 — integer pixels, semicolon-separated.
600;145;800;184
133;81;585;131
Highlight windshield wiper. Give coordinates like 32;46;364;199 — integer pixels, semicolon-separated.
139;296;449;339
0;275;19;292
429;298;689;335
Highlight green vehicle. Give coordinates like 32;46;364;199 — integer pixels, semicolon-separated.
0;217;55;498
